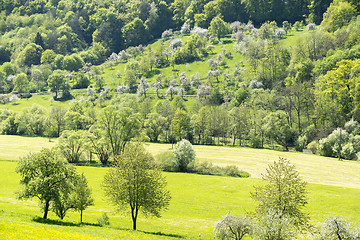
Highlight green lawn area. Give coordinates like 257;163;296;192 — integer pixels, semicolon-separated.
1;135;360;239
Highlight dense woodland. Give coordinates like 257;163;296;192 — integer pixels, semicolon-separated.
0;0;360;161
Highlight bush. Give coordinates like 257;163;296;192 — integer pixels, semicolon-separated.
214;213;252;240
173;139;196;172
97;213;110;226
307;141;318;154
155;151;177;172
295;135;307;152
222;165;250;178
341;142;357;160
251;136;262;148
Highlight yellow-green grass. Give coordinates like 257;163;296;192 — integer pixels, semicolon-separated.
1;135;360;189
1;160;360;239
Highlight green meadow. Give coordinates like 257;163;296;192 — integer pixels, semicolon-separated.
1;135;360;239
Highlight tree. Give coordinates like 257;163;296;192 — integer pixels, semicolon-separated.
170;109;192;142
49;106;67;137
47;70;66;98
321;0;356;32
145;113;167;142
137;77;150;98
122;18;150;47
214;213;252;240
173;139;196;172
251;158;308;227
319;216;354;240
13;73;29;93
70;173;94;223
16;148;76;219
263;111;296;151
208;15;231;41
103;144;171;230
57;130;89;163
98;106;141;156
19;43;43;66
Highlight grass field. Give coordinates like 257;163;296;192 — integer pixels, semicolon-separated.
1;135;360;239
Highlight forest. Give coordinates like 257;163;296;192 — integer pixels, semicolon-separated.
0;0;360;161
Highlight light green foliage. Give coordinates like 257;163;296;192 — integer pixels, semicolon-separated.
19;43;43;66
70;173;94;223
307;140;319;154
170;109;192;142
251;158;308;228
103;144;171;230
321;0;356;32
318;128;349;158
263;111;296;151
41;49;57;65
173;139;196;172
97;106;141;156
57;130;89;163
13;73;29;93
16;148;76;219
145;112;167;142
16;104;47;136
47;70;67;98
209;15;231;41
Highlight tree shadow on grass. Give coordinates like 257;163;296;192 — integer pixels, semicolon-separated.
140;230;183;239
111;226;184;239
32;217;100;227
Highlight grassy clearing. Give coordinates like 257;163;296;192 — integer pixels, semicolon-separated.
1;159;360;239
1;135;360;189
1;136;360;238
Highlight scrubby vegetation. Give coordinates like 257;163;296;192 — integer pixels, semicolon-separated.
1;0;360;239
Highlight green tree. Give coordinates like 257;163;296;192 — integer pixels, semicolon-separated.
16;104;47;136
98;106;141;156
251;158;308;227
173;139;196;172
47;70;66;98
145;112;167;142
41;49;57;65
57;130;89;163
16;148;76;219
208;15;231;41
13;73;29;93
122;18;150;47
69;173;94;223
321;0;356;32
49;106;67;137
264;111;296;151
19;43;43;66
170;108;192;142
103;144;171;230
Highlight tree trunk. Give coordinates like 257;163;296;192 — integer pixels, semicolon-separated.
80;210;83;223
43;200;50;219
131;207;138;230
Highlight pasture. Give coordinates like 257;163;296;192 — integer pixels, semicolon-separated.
1;135;360;239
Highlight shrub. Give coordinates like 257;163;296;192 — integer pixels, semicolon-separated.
341;142;357;160
97;213;110;226
155;151;177;172
295;135;307;152
214;213;252;240
222;165;250;178
307;141;318;154
173;139;196;172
